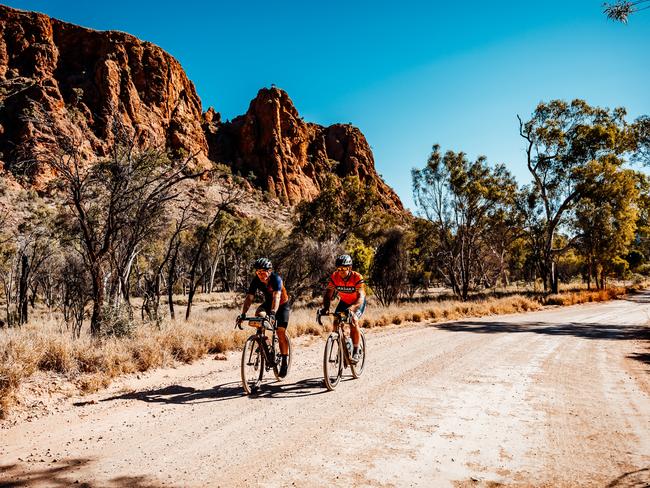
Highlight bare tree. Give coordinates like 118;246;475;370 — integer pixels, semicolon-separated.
138;202;193;323
24;106;209;334
184;184;245;320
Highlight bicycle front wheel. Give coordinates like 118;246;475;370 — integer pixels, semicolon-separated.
241;336;264;394
323;333;342;391
272;334;292;381
351;329;367;379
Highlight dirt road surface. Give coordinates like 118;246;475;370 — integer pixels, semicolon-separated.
2;292;649;487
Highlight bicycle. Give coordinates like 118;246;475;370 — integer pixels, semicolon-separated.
236;314;292;394
316;309;367;391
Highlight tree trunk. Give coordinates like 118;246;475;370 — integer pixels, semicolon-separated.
18;254;29;325
90;263;105;335
550;260;559;294
168;242;179;321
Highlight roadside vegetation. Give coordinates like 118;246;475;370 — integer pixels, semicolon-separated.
1;98;649;418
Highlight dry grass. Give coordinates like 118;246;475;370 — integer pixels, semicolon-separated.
0;285;639;418
542;286;628;306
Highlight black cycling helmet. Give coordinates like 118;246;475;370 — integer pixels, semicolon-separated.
253;257;272;270
335;254;353;267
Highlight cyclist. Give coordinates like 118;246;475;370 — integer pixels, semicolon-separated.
319;254;366;364
237;257;291;377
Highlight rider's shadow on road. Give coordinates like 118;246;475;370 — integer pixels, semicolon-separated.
248;377;330;399
100;377;327;406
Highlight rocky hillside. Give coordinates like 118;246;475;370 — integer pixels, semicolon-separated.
0;5;403;212
0;4;209;179
204;87;403;209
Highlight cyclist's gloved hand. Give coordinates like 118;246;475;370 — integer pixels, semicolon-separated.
267;312;276;324
235;313;246;329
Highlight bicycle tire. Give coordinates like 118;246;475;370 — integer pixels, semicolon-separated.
272;334;292;381
351;329;367;379
323;333;342;391
241;335;264;394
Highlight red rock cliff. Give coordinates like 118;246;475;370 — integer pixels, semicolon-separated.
204;87;403;211
0;6;404;213
0;5;209;179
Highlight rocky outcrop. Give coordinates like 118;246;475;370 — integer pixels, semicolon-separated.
0;5;209;180
205;87;403;211
0;6;403;213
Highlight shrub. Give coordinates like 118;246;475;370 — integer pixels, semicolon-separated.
101;306;136;338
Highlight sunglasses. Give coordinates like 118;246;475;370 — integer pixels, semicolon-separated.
256;269;271;274
336;266;351;271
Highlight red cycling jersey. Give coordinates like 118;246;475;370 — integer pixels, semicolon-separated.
327;271;365;305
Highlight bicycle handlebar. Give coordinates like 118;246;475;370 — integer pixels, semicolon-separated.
316;309;352;326
235;315;275;331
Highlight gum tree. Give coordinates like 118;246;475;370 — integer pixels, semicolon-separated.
412;146;518;300
518;99;638;293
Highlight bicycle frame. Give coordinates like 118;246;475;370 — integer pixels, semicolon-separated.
319;311;354;367
242;316;277;372
237;315;291;394
317;309;366;390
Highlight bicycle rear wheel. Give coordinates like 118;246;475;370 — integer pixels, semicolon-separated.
323;333;342;391
241;336;264;394
351;329;366;379
272;334;292;381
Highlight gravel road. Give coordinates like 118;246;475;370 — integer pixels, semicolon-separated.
1;292;649;487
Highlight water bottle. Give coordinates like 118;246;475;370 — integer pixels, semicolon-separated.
346;338;353;356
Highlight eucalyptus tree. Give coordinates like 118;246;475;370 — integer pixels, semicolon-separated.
412;146;518;300
518;99;638;293
573;163;642;288
293;175;388;245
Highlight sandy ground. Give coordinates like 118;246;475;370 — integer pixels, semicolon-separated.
1;292;649;487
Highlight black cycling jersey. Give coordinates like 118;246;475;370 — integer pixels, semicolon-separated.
246;272;289;309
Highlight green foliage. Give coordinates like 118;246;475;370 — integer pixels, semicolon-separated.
636;263;650;276
293;175;392;245
632;115;650;165
212;163;233;175
520;98;641;292
344;235;374;277
626;250;645;270
611;255;629;278
220;216;279;292
573;163;641;287
412;145;519;299
100;305;136;338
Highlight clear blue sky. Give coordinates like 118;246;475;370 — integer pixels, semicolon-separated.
4;1;650;209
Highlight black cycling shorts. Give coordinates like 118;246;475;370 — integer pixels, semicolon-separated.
334;298;366;320
256;302;291;328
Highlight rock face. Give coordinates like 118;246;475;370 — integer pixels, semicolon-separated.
0;5;209;179
0;6;403;213
205;87;403;210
